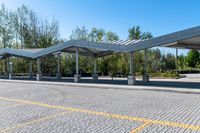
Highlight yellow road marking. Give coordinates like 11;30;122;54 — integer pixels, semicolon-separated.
0;111;69;132
130;122;150;133
0;97;200;131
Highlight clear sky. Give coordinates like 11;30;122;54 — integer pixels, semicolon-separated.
1;0;200;54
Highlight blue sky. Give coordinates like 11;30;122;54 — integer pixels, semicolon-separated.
1;0;200;55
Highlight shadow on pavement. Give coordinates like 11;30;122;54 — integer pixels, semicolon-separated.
136;81;200;89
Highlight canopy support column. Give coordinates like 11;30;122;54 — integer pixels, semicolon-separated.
74;47;80;82
92;57;98;80
5;59;8;78
176;48;179;76
56;53;61;80
128;52;136;85
36;58;42;81
143;49;149;82
8;57;13;80
29;60;33;79
6;59;9;78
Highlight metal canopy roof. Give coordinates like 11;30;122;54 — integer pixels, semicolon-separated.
32;40;126;58
0;48;44;59
126;26;200;51
0;26;200;59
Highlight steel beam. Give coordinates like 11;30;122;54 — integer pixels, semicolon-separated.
128;52;135;85
176;48;178;76
36;58;42;81
92;57;98;80
74;47;80;82
56;53;61;79
29;60;33;79
143;49;149;82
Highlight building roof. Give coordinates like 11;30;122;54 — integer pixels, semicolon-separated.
0;26;200;59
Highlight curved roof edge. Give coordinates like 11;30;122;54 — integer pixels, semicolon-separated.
126;26;200;52
0;26;200;59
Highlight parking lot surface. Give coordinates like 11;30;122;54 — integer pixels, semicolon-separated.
0;82;200;133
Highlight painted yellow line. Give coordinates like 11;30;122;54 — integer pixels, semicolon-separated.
0;111;69;132
130;122;150;133
0;97;200;131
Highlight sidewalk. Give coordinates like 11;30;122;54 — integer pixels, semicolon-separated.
1;79;200;94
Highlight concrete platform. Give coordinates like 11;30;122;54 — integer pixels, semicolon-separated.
0;74;200;94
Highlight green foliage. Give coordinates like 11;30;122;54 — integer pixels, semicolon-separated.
178;54;186;70
0;4;14;48
160;53;176;71
106;31;119;41
186;50;200;68
10;5;60;49
128;26;154;75
128;26;141;40
141;32;153;40
0;4;60;75
128;26;153;40
150;71;177;78
70;26;88;40
88;28;105;42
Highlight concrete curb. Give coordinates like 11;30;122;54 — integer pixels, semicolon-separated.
1;79;200;94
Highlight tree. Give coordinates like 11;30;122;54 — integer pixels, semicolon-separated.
128;26;153;73
70;26;88;40
128;26;153;40
12;5;60;49
88;28;105;42
105;31;119;79
0;4;14;75
147;48;162;73
187;50;200;68
161;53;176;70
0;4;61;76
0;4;14;48
69;26;93;75
128;26;141;40
178;54;186;70
141;32;153;40
106;31;119;41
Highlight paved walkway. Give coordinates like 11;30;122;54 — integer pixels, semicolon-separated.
0;81;200;132
0;73;200;93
